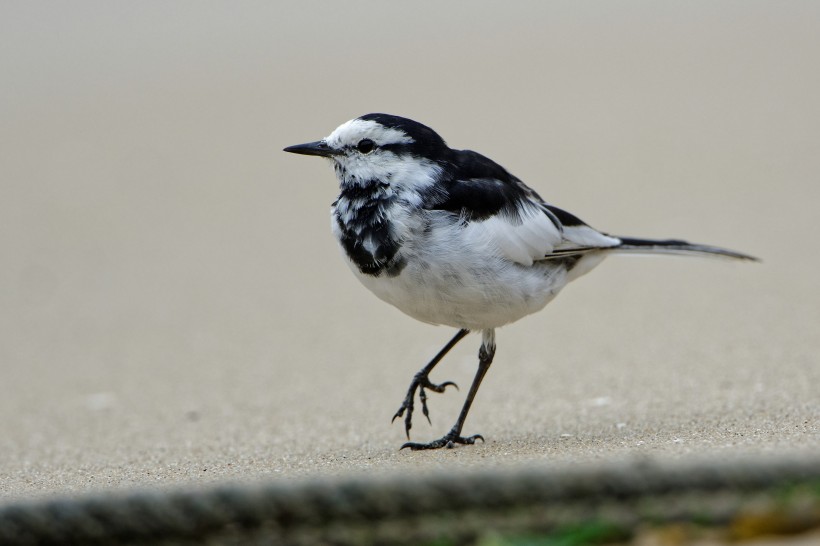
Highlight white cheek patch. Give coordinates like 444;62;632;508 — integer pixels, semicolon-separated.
337;151;443;195
382;157;443;192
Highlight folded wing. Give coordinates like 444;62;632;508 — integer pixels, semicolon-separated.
426;149;621;266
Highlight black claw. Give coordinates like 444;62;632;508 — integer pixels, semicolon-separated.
424;380;458;393
419;388;432;425
404;407;412;439
391;406;404;423
392;374;457;439
399;433;485;451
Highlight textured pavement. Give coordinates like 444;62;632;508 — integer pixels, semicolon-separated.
1;3;818;502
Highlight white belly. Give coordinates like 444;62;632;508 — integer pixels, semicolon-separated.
353;256;570;330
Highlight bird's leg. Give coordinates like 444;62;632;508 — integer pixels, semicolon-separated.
392;329;468;439
401;329;496;450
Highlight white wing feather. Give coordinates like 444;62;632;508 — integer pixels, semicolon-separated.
555;224;621;250
462;203;563;266
461;199;621;266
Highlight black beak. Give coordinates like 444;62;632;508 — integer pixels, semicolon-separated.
283;140;340;158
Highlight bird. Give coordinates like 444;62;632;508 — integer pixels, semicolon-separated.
283;113;757;451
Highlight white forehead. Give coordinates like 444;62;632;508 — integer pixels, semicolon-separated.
325;119;414;148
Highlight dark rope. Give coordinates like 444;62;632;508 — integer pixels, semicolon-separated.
1;455;818;545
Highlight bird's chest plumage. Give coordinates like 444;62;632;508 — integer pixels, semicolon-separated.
331;183;408;278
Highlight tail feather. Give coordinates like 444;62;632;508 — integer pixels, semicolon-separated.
614;237;759;261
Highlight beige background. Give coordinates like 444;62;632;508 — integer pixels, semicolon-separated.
1;2;818;501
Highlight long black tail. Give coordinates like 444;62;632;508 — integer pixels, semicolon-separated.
615;237;759;261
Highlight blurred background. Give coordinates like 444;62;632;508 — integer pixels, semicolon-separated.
1;2;818;499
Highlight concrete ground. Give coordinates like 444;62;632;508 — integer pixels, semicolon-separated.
1;3;818;502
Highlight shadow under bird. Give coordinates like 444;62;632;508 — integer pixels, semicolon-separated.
284;113;757;450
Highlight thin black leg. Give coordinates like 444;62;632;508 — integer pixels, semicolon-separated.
401;329;496;450
392;329;468;439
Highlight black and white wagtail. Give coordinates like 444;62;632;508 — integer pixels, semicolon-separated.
284;113;757;451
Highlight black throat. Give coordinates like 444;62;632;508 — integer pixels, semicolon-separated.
333;180;405;277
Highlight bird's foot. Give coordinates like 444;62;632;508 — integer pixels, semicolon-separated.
400;430;484;451
391;371;458;439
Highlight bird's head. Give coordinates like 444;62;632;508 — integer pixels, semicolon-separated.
284;114;449;190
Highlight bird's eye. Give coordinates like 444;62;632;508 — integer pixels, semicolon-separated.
356;139;375;154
